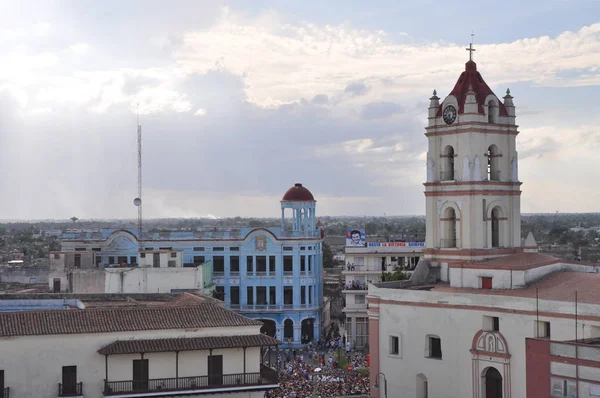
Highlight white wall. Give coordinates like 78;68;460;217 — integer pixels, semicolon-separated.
0;325;261;398
371;287;600;398
103;266;204;294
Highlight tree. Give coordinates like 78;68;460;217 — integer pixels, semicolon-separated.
382;266;410;282
322;241;334;268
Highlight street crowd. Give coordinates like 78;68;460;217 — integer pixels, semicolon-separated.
264;326;370;398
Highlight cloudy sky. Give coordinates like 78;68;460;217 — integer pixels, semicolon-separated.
0;0;599;220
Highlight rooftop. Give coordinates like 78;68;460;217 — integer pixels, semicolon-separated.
0;298;260;337
461;252;562;270
433;271;600;305
98;334;280;355
436;60;508;117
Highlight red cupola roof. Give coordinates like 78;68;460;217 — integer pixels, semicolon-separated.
437;60;507;117
281;183;316;202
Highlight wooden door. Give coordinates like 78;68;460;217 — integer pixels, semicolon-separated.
132;359;149;391
153;253;160;267
62;366;77;394
53;278;61;293
207;355;223;386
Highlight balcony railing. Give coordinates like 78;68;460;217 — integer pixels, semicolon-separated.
440;239;457;248
103;369;278;396
58;382;82;396
2;387;9;398
232;304;319;312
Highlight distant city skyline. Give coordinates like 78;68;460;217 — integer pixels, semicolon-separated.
0;1;599;219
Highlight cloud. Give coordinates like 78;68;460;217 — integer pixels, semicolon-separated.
175;15;600;107
344;82;369;97
360;101;403;120
194;108;206;116
311;94;329;105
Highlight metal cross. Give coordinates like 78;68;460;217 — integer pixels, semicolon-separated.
466;33;476;61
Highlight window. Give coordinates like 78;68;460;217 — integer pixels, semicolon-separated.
301;288;306;305
441;207;457;248
159;247;172;251
230;287;239;305
170;252;177;258
551;378;576;398
230;256;240;273
130;256;137;265
193;247;205;251
140;253;146;259
213;247;224;251
308;286;313;305
246;256;253;273
92;247;101;252
536;321;551;338
487;144;500;181
354;295;366;304
355;317;369;348
301;246;306;250
269;256;276;273
389;335;400;355
269;286;276;305
247;286;254;305
193;256;205;265
301;256;306;272
483;316;500;332
74;254;81;268
213;256;225;273
256;287;267;305
230;247;240;251
109;256;115;265
283;246;293;251
283;256;293;273
61;365;78;395
75;248;86;251
308;256;312;272
284;286;293;305
441;145;455;181
167;260;176;267
256;256;267;273
426;336;442;359
481;277;493;289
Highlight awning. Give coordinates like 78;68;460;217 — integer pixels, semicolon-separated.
98;334;281;355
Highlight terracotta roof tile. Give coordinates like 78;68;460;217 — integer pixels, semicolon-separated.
0;302;261;337
98;334;281;355
161;292;206;307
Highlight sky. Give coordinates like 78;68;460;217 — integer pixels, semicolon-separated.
0;0;599;220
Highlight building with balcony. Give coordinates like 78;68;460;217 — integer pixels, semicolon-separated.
58;183;324;347
343;241;424;349
0;293;280;398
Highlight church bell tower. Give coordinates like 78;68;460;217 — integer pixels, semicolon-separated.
424;44;521;266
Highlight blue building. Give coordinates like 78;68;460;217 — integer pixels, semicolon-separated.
60;183;324;347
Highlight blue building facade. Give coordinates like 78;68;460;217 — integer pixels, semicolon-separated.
60;183;324;347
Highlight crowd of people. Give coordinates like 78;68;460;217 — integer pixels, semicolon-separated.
264;325;370;397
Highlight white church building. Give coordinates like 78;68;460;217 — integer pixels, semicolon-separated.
368;49;600;398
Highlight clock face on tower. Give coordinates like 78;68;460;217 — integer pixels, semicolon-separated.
443;105;457;124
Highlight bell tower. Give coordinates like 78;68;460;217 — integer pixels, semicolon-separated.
423;48;521;267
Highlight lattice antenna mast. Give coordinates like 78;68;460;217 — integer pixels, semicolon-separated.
134;105;143;251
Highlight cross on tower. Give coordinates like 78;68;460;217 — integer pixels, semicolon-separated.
466;33;476;61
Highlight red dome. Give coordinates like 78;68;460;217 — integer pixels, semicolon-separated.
281;183;316;202
436;61;508;117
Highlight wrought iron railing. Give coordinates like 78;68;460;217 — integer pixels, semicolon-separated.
103;370;278;395
58;382;82;396
2;387;9;398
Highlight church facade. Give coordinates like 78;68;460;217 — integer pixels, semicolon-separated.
368;52;600;398
59;183;324;348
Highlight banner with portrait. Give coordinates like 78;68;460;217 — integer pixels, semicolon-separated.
346;229;366;247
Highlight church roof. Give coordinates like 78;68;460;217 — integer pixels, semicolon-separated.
433;271;600;305
437;60;508;117
281;183;316;202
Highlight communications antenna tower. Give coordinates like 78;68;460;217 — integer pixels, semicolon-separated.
133;106;143;251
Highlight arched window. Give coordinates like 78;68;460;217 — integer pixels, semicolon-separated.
490;206;503;248
283;319;294;340
416;373;428;398
442;208;457;248
487;145;499;181
441;146;455;181
488;100;495;123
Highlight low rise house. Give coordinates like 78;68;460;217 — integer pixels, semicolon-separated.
0;293;280;398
